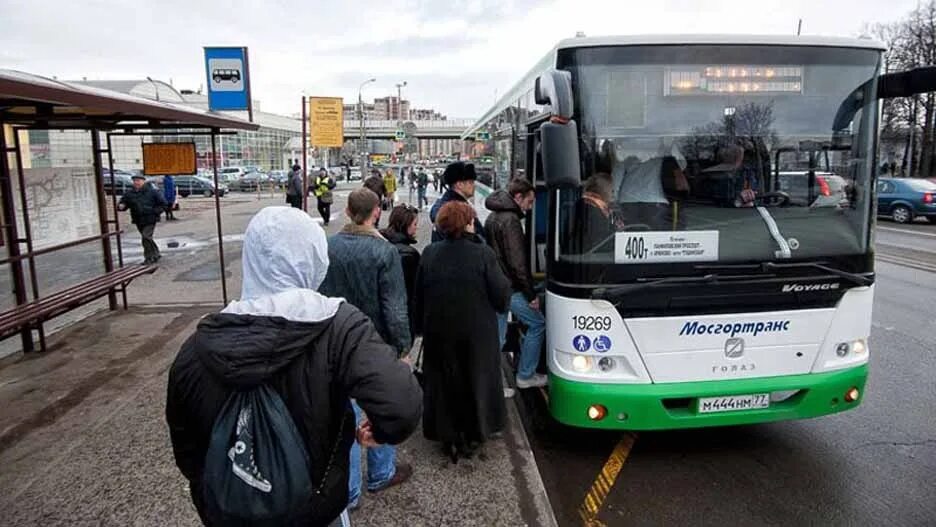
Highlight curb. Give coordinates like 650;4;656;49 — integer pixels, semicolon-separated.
502;360;560;527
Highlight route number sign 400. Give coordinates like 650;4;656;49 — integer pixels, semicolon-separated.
622;236;648;261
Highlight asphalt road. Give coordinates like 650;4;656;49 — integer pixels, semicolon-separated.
524;224;936;526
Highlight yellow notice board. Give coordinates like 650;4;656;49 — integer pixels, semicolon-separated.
142;142;197;175
309;97;344;147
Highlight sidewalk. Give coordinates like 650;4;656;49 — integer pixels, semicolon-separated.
0;308;556;527
0;186;559;527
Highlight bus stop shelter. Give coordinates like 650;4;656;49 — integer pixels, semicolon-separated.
0;69;258;353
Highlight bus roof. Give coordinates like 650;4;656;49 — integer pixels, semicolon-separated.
462;34;885;138
554;34;885;51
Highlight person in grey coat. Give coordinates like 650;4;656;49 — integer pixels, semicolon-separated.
286;164;304;209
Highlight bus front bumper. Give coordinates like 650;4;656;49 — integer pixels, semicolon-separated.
548;365;868;430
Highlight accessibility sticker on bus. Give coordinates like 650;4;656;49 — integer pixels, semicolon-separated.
614;231;719;264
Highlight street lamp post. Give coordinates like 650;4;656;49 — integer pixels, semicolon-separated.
395;81;407;161
358;77;376;171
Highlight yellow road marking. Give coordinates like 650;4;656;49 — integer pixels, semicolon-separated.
578;432;638;527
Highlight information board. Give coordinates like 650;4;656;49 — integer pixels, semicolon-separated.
309;97;344;148
142;142;197;175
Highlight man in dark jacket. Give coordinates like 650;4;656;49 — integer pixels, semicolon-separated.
166;206;421;527
118;174;167;264
429;161;484;242
362;172;386;227
484;178;547;389
286;164;304;209
319;188;413;508
416;168;429;209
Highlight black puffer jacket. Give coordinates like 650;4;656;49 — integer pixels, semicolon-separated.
119;184;167;226
381;229;420;339
484;189;534;301
166;303;421;526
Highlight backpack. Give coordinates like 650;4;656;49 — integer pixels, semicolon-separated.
202;385;313;524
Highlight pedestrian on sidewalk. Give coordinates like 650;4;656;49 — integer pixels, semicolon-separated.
363;172;386;227
415;201;511;463
484;178;547;389
380;204;421;343
286;164;304;209
417;168;429;209
407;169;416;204
163;174;177;221
430;161;484;242
118;174;167;265
314;168;337;226
166;206;421;527
319;188;414;508
383;169;398;209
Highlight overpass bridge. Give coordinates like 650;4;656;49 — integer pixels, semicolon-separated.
343;119;473;139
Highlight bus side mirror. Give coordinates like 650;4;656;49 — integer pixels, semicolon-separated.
878;66;936;99
535;69;574;120
541;120;582;189
834;66;936;133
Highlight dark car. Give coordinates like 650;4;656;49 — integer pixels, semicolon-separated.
101;171;134;195
876;177;936;223
776;172;850;208
174;175;226;198
233;171;270;192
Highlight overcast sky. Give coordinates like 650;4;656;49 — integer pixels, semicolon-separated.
0;0;920;118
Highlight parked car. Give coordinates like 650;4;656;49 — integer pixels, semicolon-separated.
101;170;135;195
218;167;247;184
877;177;936;223
233;171;270;191
776;172;850;208
174;175;227;198
268;170;289;187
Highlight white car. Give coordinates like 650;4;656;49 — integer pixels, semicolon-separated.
219;166;248;183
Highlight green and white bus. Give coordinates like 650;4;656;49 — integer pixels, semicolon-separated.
463;35;936;430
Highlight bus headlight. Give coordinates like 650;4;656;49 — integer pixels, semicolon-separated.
835;339;867;357
572;355;593;372
852;339;867;355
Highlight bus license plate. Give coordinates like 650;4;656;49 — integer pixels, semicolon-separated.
698;394;770;414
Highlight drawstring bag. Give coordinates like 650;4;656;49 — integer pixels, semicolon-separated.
202;385;312;524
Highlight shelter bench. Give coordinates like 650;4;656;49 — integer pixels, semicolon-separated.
0;264;157;351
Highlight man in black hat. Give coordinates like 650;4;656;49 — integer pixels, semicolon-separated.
429;161;485;242
118;174;168;264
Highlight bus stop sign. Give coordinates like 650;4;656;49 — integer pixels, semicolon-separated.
204;47;252;113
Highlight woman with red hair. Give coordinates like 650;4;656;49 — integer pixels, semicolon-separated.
414;201;511;463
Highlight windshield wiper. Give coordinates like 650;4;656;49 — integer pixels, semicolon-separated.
760;261;873;287
592;274;719;301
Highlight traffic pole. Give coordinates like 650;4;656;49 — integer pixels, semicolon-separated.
301;96;308;211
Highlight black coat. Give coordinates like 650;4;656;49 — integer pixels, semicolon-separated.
429;189;485;242
484;190;534;301
381;229;420;340
119;184;167;226
166;303;422;527
414;236;511;447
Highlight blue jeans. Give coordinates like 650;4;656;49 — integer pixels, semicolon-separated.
418;186;427;208
499;292;545;380
348;401;396;506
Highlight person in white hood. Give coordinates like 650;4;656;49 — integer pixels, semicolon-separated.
166;206;421;527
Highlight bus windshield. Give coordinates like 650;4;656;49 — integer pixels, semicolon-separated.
556;45;880;266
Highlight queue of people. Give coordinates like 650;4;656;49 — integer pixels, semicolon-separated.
165;161;547;526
